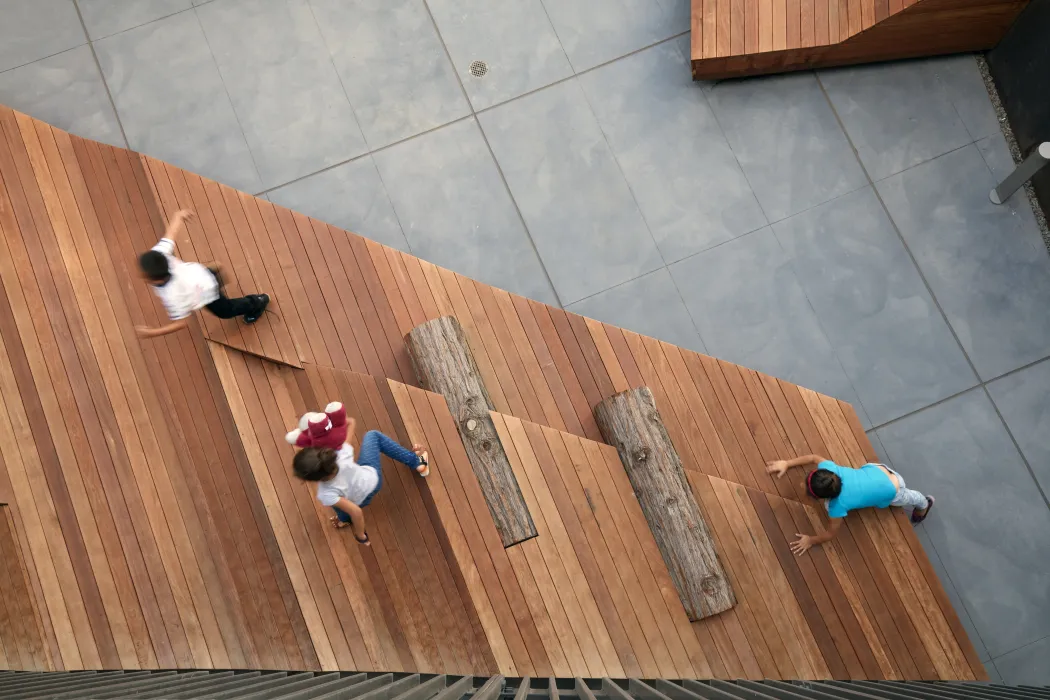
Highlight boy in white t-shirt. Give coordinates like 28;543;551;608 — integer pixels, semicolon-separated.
135;209;269;339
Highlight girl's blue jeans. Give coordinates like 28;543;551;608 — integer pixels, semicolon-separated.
332;430;421;522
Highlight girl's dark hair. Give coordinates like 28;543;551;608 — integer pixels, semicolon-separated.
807;468;842;499
292;447;338;482
139;250;171;282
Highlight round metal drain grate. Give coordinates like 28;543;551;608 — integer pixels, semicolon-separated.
469;60;488;78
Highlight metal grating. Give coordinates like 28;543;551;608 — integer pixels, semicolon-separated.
0;672;1044;700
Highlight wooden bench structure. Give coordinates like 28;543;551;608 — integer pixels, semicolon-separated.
0;105;987;680
690;0;1029;78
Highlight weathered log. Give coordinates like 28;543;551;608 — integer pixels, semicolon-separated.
405;316;537;547
594;387;736;619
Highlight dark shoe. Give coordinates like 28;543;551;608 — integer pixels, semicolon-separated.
243;294;269;324
911;495;934;524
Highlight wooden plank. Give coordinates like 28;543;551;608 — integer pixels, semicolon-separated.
431;266;510;413
732;0;746;52
820;399;964;680
420;390;547;675
362;377;481;674
476;284;547;425
497;292;567;432
760;0;774;50
528;301;602;441
773;0;788;49
389;381;510;675
787;0;802;47
802;0;816;45
746;0;760;51
717;0;732;56
538;426;643;677
687;354;764;488
109;144;238;669
690;476;790;678
572;439;680;678
816;0;830;43
493;417;574;677
764;491;868;679
72;137;195;670
835;401;987;680
747;487;848;678
514;296;584;436
549;309;610;411
714;477;830;678
506;422;618;678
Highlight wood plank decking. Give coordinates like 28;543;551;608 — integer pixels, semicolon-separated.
0;105;984;680
690;0;1028;78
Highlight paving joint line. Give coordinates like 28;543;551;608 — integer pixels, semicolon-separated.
421;0;564;308
71;3;131;151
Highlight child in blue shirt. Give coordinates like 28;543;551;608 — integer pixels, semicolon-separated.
766;454;934;555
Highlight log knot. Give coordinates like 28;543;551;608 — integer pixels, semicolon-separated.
633;446;651;464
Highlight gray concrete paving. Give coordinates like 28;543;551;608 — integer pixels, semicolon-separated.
1;0;1048;684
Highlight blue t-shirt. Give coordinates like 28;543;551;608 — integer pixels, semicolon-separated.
819;461;897;518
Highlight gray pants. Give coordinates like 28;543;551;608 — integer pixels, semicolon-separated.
880;465;928;510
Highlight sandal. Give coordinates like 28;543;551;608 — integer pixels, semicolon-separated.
416;451;430;477
329;516;351;529
911;496;934;524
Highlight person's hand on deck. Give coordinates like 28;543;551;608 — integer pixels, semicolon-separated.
766;460;790;478
790;533;816;556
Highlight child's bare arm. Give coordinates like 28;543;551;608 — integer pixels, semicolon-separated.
162;209;195;245
790;517;843;556
766;454;827;478
335;497;369;546
136;318;190;339
346;417;357;445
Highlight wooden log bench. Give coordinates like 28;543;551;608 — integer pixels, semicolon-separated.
406;316;537;547
594;387;736;620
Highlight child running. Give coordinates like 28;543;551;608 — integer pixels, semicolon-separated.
292;416;428;546
135;209;269;338
767;454;934;555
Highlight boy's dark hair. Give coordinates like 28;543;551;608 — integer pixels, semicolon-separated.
293;447;338;482
139;250;171;282
807;468;842;499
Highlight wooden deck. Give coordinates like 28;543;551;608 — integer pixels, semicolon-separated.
0;105;985;680
690;0;1028;79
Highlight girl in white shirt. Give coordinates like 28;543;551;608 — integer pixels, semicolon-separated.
292;418;428;546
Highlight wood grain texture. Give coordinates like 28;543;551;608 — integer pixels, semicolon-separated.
691;0;1028;79
0;105;982;681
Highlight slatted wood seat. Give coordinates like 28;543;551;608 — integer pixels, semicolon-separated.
0;104;985;680
690;0;1029;79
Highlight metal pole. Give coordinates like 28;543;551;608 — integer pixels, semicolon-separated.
990;141;1050;204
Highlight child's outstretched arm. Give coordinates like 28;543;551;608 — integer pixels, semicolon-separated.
162;209;195;245
791;518;843;556
334;497;370;546
766;454;827;478
136;318;190;338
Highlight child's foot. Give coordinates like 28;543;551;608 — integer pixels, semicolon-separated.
244;294;269;324
911;496;934;524
329;516;351;529
413;444;429;477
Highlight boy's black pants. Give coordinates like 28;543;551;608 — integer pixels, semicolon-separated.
204;267;262;319
205;293;261;319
